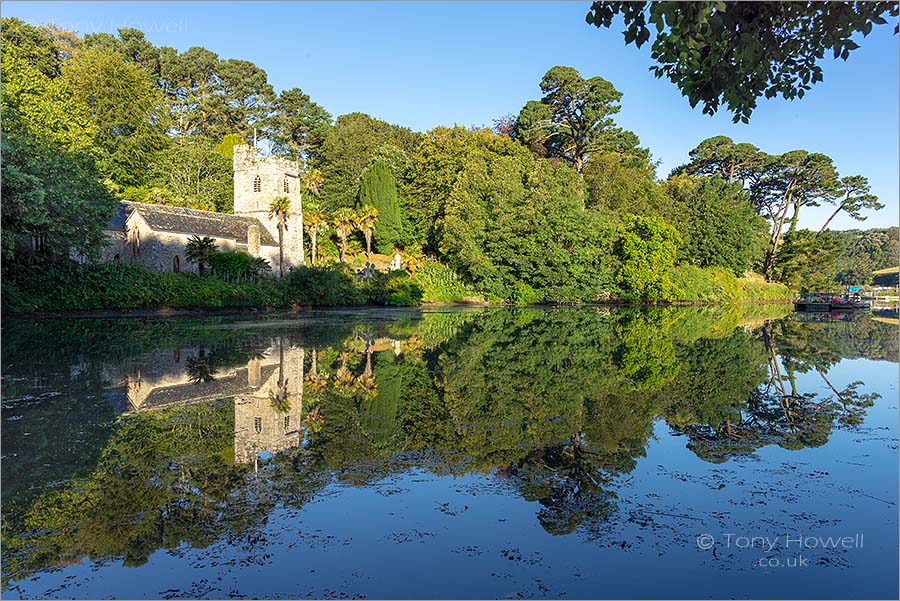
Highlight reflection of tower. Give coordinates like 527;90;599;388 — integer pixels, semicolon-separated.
234;341;305;464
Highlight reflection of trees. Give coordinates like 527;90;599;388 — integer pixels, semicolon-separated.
670;319;882;463
2;402;266;585
3;305;888;583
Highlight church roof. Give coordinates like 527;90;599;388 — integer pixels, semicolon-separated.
110;201;277;246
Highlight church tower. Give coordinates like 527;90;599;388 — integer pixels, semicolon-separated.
233;144;305;267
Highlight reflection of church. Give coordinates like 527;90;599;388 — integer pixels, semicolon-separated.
104;340;305;464
233;347;304;464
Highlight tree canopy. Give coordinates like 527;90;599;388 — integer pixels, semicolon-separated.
586;1;900;122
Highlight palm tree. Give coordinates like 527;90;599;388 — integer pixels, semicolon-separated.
246;256;271;281
331;207;357;263
303;204;329;266
268;195;292;277
184;235;217;276
356;204;379;258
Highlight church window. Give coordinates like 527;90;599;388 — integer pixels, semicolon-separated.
173;255;180;273
284;416;291;430
283;178;290;193
131;229;140;256
254;417;262;433
253;175;262;193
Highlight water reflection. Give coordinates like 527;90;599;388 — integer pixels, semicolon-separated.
1;306;896;594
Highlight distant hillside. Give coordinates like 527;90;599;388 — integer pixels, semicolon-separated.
830;227;899;285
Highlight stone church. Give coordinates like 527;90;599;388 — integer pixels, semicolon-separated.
101;145;304;274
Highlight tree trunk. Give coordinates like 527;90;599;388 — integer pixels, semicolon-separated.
298;193;306;266
788;199;800;234
764;189;794;280
819;205;844;234
310;231;318;266
338;235;346;262
364;231;372;257
278;221;285;277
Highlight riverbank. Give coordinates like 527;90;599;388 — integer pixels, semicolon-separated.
2;260;793;316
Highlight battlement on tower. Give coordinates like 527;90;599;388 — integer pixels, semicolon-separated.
232;145;302;216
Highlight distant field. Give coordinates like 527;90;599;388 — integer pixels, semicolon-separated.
872;266;900;275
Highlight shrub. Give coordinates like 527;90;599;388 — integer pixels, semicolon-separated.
382;271;424;306
614;214;682;302
411;257;479;302
3;259;284;312
285;265;363;306
669;265;793;303
208;251;253;282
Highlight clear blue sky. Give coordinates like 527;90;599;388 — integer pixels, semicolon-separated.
6;1;899;230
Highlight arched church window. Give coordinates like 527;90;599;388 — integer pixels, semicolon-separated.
253;175;262;193
173;255;180;273
283;178;290;193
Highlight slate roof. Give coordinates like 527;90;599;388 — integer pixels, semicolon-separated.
109;201;277;246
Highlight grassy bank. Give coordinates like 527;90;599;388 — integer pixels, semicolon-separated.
3;259;793;314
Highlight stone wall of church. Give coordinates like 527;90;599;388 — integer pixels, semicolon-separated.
233;144;305;268
119;213;281;275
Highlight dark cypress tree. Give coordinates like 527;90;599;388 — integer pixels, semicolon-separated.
358;161;402;253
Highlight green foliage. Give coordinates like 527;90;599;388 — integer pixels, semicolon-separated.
404;126;530;249
0;18;62;78
437;137;614;303
1;132;118;261
62;45;170;186
671;135;763;183
285;265;364;306
269;87;333;161
667;175;768;275
517;65;646;173
284;266;420;306
410;257;479;303
145;138;234;211
774;230;843;291
669;266;792;303
584;152;669;216
208;251;253;282
184;235;218;275
3;260;284;312
358;161;403;253
317;112;420;211
614;214;681;301
1;20;117;262
380;271;424;306
831;227;899;285
586;2;899;122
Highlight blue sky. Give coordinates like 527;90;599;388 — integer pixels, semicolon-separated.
6;1;898;230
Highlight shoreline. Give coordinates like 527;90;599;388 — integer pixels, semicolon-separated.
3;299;794;321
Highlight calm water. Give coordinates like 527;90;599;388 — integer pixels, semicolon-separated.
1;306;897;600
